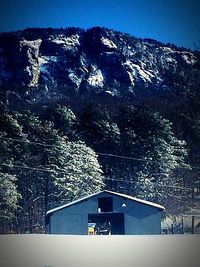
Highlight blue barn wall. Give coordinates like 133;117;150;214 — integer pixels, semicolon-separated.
49;192;162;235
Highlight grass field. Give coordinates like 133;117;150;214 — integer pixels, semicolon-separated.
0;234;200;267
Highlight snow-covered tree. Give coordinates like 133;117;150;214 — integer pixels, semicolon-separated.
116;106;188;203
54;140;104;203
0;111;105;232
44;105;77;138
0;172;20;223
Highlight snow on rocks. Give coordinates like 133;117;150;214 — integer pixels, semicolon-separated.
87;66;104;87
5;29;197;95
38;56;58;84
181;52;196;65
52;34;80;49
101;37;117;49
165;56;176;63
68;72;82;88
25;65;40;87
39;57;56;76
19;39;43;87
132;64;154;82
122;60;155;85
162;47;175;53
38;56;58;66
20;39;42;51
161;47;196;65
39;56;58;67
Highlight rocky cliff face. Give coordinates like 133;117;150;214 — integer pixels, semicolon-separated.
0;27;200;107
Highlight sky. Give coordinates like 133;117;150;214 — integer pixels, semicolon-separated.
0;0;200;49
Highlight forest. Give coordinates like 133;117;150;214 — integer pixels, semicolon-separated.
0;88;200;234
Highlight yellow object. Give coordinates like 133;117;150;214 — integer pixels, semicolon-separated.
88;227;95;235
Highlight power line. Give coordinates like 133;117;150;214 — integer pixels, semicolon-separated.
102;176;192;191
0;136;192;167
0;137;198;190
97;152;158;163
0;162;192;191
0;137;57;147
0;162;56;173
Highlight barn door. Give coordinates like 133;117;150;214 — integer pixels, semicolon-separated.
88;213;125;235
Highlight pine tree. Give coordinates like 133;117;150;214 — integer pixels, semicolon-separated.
54;140;104;203
44;105;78;139
116;106;188;204
0;172;20;233
0;111;105;233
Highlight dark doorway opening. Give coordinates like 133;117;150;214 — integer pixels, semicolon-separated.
88;213;125;235
98;197;113;212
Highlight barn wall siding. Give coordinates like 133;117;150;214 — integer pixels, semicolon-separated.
124;212;161;234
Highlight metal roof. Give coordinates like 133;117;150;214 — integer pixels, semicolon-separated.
46;190;165;216
106;190;165;210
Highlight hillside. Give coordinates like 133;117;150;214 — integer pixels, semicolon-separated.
0;27;200;109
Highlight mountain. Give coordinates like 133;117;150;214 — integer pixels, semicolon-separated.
0;26;200;110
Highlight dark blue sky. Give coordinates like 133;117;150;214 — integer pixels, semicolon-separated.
0;0;199;49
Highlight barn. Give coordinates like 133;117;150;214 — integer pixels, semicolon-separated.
46;190;165;235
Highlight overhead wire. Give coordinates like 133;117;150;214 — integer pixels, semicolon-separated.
0;136;58;147
97;152;159;163
0;162;56;173
0;136;198;191
0;136;193;167
0;162;193;191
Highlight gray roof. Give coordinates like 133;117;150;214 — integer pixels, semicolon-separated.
47;190;165;216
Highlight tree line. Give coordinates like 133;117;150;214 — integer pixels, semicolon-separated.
1;99;197;234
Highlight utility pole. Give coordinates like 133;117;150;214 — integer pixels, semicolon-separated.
192;187;195;234
181;218;184;234
191;187;198;234
192;215;195;234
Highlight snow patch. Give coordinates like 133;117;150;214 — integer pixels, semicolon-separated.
104;90;119;96
68;72;82;88
38;56;58;65
123;60;155;84
38;56;58;76
101;37;117;49
161;216;173;229
20;39;42;49
25;64;40;87
25;66;32;77
39;64;49;75
52;34;80;48
88;67;104;87
162;47;175;53
165;57;176;63
181;53;196;65
161;48;196;65
105;90;113;95
1;235;200;267
38;56;58;84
